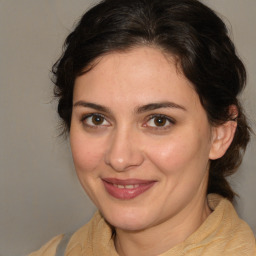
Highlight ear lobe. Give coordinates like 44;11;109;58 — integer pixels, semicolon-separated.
209;106;238;160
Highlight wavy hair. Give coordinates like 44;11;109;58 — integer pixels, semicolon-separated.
52;0;250;201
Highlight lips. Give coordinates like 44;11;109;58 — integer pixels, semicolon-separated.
102;178;156;200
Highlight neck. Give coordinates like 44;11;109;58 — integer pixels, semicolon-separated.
115;194;212;256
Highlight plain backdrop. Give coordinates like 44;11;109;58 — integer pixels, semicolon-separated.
0;1;255;255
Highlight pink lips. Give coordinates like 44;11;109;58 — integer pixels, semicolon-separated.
102;178;156;200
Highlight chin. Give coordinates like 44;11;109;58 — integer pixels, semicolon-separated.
109;218;149;232
101;205;154;231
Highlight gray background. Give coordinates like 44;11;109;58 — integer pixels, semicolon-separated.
0;1;255;255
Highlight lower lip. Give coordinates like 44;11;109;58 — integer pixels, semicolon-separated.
102;180;156;200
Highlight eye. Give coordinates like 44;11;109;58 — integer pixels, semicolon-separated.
145;115;175;128
82;114;110;127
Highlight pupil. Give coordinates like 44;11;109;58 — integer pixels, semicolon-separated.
92;115;103;125
154;117;166;126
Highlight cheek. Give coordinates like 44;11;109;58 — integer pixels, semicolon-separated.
148;139;188;173
146;132;210;176
70;133;105;175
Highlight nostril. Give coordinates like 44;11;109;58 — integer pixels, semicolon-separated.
104;148;144;172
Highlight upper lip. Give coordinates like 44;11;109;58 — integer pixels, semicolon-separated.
102;178;156;185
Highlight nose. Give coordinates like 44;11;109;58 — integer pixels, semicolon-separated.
104;128;144;172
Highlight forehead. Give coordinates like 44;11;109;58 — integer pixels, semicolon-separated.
73;47;200;111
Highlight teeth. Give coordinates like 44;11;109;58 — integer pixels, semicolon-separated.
113;184;140;189
125;184;135;189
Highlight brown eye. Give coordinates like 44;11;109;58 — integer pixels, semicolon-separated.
83;114;110;127
92;115;104;125
145;114;174;129
154;117;167;127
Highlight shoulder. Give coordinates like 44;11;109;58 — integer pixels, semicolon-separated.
28;211;106;256
63;211;117;255
65;211;109;254
169;194;256;255
205;194;256;255
28;234;64;256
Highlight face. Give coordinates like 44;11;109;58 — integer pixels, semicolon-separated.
70;47;215;232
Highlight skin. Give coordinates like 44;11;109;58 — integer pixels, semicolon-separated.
70;47;236;256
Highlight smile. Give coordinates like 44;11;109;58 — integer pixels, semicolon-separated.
102;178;156;200
113;184;139;189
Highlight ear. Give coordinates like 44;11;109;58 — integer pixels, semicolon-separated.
209;105;238;160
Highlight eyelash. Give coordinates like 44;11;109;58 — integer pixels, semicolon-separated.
81;113;110;128
80;113;176;130
144;114;176;130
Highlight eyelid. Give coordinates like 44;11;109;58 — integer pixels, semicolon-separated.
80;113;175;130
143;114;176;128
81;113;111;127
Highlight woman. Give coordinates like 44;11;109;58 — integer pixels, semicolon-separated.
29;0;256;255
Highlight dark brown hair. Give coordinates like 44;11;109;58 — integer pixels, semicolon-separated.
52;0;250;201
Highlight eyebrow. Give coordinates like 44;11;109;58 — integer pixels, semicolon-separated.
136;102;187;113
73;101;112;114
73;101;186;114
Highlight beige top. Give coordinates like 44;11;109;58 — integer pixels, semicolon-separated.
29;194;256;256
